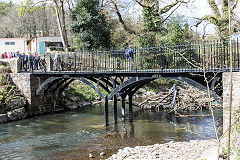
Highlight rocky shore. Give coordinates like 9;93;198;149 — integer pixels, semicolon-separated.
107;140;219;160
0;62;29;123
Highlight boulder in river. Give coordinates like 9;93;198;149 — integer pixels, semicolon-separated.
6;97;27;110
7;107;28;121
0;114;9;123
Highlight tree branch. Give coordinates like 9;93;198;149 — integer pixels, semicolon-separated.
134;0;152;9
207;0;221;18
110;0;135;34
231;0;239;13
202;15;219;26
162;1;182;23
159;0;185;14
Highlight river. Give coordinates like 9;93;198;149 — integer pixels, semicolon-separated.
0;103;222;160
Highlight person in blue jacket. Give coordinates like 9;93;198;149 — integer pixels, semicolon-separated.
125;45;135;70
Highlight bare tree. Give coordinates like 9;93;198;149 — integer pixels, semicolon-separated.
200;0;239;39
103;0;191;34
0;3;60;38
18;0;73;51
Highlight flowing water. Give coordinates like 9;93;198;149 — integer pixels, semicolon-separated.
0;103;222;160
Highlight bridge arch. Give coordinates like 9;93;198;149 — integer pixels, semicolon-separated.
36;75;221;103
36;77;109;99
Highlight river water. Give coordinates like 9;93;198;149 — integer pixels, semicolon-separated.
0;104;222;160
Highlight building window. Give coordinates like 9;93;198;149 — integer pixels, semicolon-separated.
5;42;15;45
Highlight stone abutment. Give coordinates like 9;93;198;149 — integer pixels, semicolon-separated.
10;73;57;115
223;72;240;133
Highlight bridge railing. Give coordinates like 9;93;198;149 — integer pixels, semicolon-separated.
19;39;240;73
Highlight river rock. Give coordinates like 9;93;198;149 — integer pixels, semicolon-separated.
80;101;91;106
0;114;9;123
100;151;106;156
107;140;218;160
64;100;79;109
69;96;81;102
143;90;156;97
7;107;28;120
89;153;94;158
6;97;26;110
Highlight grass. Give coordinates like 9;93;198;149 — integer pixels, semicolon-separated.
65;81;101;101
146;78;180;89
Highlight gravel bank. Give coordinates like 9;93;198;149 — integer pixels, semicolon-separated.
107;140;218;160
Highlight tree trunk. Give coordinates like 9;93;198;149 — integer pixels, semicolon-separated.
52;0;68;51
60;0;69;51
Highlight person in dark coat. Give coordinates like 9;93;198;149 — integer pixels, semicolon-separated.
33;55;40;70
22;53;28;71
28;52;34;72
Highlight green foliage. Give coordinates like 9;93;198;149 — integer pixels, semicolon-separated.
237;122;240;133
136;13;196;47
71;0;111;49
138;7;165;47
146;78;180;89
65;81;101;101
111;29;128;48
236;150;240;160
0;1;12;16
17;0;45;17
163;16;195;45
0;86;16;104
0;75;2;85
137;33;156;47
142;8;163;32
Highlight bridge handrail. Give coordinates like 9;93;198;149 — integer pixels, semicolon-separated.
16;39;239;73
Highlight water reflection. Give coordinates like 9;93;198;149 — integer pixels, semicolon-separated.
0;105;222;160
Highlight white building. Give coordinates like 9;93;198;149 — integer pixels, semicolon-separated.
0;38;27;54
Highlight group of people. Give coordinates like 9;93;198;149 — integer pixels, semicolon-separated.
1;51;47;72
19;52;46;72
1;46;136;72
1;51;21;59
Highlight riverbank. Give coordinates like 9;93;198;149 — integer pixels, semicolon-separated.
107;140;219;160
0;63;28;123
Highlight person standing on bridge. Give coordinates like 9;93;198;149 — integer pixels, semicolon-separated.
54;51;62;71
28;52;34;72
22;53;28;71
125;45;136;70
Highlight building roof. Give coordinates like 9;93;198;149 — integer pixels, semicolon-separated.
28;36;62;43
0;38;27;40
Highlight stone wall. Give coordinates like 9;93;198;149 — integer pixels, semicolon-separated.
10;73;31;103
223;72;240;159
10;73;56;115
0;58;20;73
223;72;240;133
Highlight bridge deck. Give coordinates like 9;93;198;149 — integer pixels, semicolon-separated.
31;68;238;77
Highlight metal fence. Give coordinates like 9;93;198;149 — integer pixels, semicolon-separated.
20;39;240;73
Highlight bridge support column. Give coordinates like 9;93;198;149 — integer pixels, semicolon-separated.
128;94;133;122
121;95;126;119
113;95;117;124
223;72;240;133
104;96;109;126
